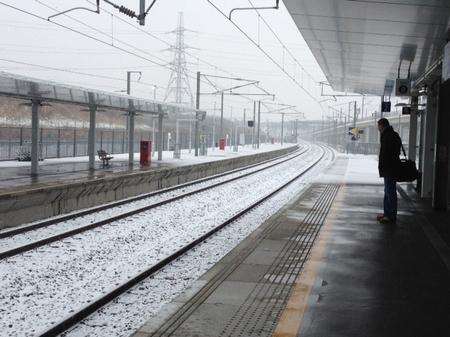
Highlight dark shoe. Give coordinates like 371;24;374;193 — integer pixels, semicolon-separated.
377;214;384;221
378;216;395;224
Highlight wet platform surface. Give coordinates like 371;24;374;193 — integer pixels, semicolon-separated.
132;156;450;337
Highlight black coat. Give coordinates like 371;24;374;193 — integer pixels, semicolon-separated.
378;126;402;178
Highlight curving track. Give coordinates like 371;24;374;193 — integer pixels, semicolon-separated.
0;143;333;337
0;146;310;259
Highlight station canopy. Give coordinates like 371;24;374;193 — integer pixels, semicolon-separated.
284;0;450;95
0;71;197;116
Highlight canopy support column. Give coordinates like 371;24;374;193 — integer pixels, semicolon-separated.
31;99;40;176
88;92;97;170
432;80;450;210
158;105;164;161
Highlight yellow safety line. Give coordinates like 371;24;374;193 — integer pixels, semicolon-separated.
272;185;345;337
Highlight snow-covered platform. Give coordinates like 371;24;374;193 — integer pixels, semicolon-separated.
0;145;293;193
0;144;298;228
131;155;450;337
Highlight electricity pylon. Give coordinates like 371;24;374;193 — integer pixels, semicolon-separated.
163;12;195;107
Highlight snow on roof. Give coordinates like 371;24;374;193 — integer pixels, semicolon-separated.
0;71;198;116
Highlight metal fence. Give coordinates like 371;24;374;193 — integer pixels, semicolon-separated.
0;126;155;161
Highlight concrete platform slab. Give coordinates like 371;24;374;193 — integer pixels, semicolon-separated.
132;182;339;337
131;154;449;337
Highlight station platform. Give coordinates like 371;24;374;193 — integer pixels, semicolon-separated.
132;155;450;337
0;148;243;194
0;144;298;228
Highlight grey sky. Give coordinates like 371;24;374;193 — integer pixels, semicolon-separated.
0;0;380;121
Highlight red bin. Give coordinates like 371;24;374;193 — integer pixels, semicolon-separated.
219;138;226;150
140;140;152;166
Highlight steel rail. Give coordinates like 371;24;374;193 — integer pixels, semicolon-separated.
0;146;302;239
37;145;328;337
0;147;312;260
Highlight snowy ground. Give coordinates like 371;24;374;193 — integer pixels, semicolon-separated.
0;144;328;337
314;153;382;185
0;143;296;168
0;148;307;252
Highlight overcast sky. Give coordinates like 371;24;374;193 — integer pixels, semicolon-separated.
0;0;381;121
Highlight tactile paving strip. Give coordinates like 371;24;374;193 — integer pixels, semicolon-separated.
148;184;340;337
218;184;340;337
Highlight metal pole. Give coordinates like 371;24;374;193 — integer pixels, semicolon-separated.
353;101;357;128
111;129;115;154
212;103;216;148
380;96;384;119
126;71;131;95
157;105;163;161
189;120;192;153
31;99;40;176
57;128;61;158
194;71;200;156
126;72;131;135
257;101;261;149
220;91;224;140
361;94;365;119
252;101;256;148
408;94;418;161
234;121;238;151
281;113;285;146
152;118;155;156
139;0;146;25
128;111;135;165
175;119;180;157
243;108;246;146
73;129;76;157
88;92;97;170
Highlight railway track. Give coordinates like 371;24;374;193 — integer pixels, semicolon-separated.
0;145;311;260
36;144;330;337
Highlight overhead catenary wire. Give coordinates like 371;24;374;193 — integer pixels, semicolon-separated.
0;1;294;117
0;1;221;95
30;1;292;107
84;0;237;78
0;1;172;72
34;0;176;72
246;0;317;83
205;0;323;110
0;58;168;90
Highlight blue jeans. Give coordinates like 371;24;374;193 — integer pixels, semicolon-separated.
384;177;397;221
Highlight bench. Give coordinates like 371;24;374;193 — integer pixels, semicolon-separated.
97;149;113;167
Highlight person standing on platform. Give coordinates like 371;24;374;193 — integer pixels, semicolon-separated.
377;118;402;224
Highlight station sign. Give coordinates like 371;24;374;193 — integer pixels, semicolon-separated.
381;101;391;113
395;78;411;97
196;110;206;121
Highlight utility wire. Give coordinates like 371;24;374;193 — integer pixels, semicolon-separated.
84;0;236;78
0;1;176;72
0;58;167;89
83;0;294;110
247;0;316;82
1;1;219;93
205;0;322;108
34;0;175;72
0;1;289;115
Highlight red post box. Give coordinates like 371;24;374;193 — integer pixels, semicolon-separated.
219;138;226;150
140;140;152;166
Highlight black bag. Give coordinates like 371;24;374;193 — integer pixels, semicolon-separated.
396;144;419;182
